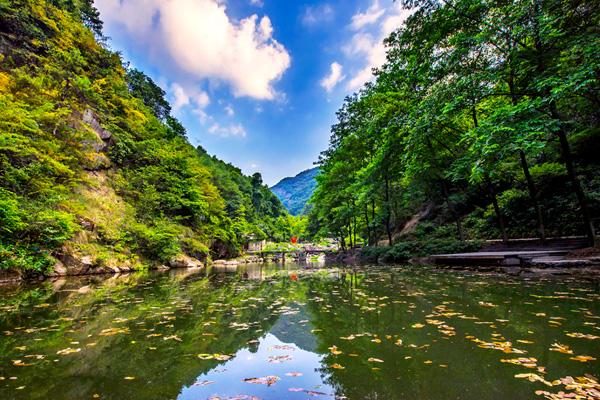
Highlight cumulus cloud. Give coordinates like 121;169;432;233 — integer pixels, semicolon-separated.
344;1;411;90
96;0;291;100
320;62;345;92
170;82;211;125
301;4;334;27
350;0;385;30
225;104;235;116
208;123;247;138
170;83;191;110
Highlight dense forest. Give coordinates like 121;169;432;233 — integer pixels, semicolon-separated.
0;0;293;274
309;0;600;259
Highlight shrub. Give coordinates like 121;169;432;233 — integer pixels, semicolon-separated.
130;221;181;262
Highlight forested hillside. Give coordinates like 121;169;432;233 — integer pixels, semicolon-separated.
271;167;319;215
0;0;289;275
309;0;600;257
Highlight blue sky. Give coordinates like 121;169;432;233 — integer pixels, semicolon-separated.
96;0;410;185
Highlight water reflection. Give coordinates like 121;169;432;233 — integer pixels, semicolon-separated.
0;264;598;400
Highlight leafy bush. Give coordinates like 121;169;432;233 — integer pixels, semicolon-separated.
129;222;181;263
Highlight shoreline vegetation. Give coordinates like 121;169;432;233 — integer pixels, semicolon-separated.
306;0;600;258
1;0;599;283
0;0;304;279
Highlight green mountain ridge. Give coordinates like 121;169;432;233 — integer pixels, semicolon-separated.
0;0;292;275
270;167;319;216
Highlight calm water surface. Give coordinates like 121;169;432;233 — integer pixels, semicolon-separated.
0;263;599;399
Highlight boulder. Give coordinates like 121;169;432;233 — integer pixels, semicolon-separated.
50;260;68;276
169;254;204;269
60;253;94;275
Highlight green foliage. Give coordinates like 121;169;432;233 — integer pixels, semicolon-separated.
309;0;600;252
126;68;171;121
0;0;292;273
129;221;182;262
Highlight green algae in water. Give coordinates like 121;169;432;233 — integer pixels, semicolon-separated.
0;264;599;400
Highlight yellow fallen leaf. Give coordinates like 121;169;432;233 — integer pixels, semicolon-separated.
56;348;81;356
569;355;596;362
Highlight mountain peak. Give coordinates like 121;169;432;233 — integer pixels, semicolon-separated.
271;167;319;216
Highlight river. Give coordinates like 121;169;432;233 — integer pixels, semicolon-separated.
0;263;598;399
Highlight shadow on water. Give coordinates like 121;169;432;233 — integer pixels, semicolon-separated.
0;263;598;399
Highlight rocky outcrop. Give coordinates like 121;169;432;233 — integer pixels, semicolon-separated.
82;108;113;150
168;254;204;269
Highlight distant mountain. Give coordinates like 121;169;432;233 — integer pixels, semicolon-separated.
271;168;319;216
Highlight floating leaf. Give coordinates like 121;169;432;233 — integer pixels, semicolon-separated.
569;355;596;362
550;343;573;354
566;332;600;340
243;376;279;386
56;348;81;355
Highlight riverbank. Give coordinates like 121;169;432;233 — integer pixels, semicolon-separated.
0;251;327;284
3;241;599;284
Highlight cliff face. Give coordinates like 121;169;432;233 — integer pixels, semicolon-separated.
271;167;319;216
0;0;287;277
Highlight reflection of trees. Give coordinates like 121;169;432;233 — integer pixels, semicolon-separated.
0;270;301;400
300;268;598;400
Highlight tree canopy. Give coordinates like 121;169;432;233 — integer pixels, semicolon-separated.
309;0;600;252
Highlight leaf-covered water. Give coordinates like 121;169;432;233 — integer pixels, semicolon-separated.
0;264;599;399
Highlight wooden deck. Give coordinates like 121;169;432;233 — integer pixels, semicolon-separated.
431;250;572;266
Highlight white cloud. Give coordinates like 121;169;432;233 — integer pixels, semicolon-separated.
225;104;235;116
170;82;210;124
350;0;385;30
96;0;291;100
194;91;211;108
344;1;411;90
250;0;264;7
208;122;247;138
320;62;345;92
193;108;210;124
170;82;190;110
301;4;334;27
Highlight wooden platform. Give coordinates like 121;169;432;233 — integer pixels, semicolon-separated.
431;250;572;266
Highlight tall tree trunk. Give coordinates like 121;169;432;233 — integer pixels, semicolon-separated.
519;150;546;243
384;174;393;246
506;44;547;243
472;106;508;243
530;1;594;246
353;216;357;247
456;218;464;242
339;231;346;251
486;177;509;243
364;204;371;246
551;107;596;246
371;200;376;246
347;221;353;248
